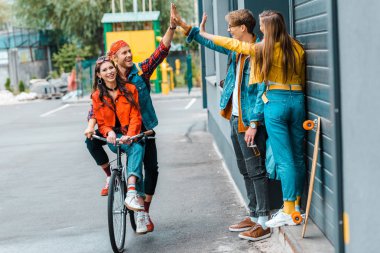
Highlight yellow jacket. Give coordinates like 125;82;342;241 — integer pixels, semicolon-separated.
213;36;305;86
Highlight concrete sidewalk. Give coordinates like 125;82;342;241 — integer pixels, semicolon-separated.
147;98;284;253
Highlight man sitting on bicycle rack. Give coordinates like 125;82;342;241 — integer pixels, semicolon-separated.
91;56;147;234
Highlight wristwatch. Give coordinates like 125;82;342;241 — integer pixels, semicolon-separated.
249;121;258;129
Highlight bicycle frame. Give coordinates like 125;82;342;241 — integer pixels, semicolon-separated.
92;130;155;183
91;130;155;252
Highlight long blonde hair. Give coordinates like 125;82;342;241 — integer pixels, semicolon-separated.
255;10;301;83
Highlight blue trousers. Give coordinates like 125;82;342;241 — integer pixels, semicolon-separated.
108;134;145;197
264;90;306;201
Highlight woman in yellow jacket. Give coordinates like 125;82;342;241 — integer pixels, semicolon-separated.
199;10;306;228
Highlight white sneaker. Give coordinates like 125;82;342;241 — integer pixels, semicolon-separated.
144;212;150;226
135;211;147;234
265;210;296;228
124;193;144;211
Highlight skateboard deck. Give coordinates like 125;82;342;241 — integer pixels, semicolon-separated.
302;117;321;238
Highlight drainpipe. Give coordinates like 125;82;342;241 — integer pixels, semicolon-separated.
198;0;207;108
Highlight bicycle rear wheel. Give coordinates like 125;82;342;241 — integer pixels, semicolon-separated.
108;171;126;253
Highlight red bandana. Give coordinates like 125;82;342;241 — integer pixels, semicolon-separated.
108;40;129;56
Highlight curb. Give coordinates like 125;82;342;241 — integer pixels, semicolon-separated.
272;221;334;253
151;94;202;101
272;226;303;253
62;93;202;104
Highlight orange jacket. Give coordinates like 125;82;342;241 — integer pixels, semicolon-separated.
92;83;142;137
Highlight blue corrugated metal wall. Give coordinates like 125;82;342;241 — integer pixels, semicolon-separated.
294;0;337;244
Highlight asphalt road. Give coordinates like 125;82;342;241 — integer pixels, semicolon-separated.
0;95;281;253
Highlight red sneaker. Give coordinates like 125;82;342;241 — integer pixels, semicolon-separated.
145;212;154;232
100;177;110;196
100;185;108;196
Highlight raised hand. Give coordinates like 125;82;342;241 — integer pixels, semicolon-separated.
199;12;208;35
198;12;215;41
171;3;181;25
170;3;177;28
171;3;192;34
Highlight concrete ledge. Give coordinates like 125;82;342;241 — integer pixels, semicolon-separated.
272;219;334;253
62;87;202;104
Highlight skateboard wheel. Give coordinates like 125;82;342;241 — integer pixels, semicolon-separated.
303;120;315;130
292;211;303;225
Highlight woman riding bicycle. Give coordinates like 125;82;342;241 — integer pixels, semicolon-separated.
91;55;147;234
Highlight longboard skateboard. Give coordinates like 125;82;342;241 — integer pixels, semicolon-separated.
301;117;321;238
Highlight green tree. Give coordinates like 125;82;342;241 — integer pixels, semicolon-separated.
52;43;91;74
15;0;196;53
15;0;111;54
154;0;195;35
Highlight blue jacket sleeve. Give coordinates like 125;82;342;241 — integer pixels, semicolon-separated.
186;27;230;55
248;82;265;122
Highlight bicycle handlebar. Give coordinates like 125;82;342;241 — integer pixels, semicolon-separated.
92;130;155;144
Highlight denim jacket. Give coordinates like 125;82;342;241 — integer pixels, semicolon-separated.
187;27;265;127
128;64;158;130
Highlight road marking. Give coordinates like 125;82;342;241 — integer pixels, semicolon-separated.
40;104;70;117
184;98;196;110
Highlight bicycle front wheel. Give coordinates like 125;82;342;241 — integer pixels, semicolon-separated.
108;171;126;253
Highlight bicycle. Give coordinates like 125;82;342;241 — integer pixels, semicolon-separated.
92;130;154;253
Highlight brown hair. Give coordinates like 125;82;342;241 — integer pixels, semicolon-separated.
92;56;138;110
254;10;302;82
225;9;256;35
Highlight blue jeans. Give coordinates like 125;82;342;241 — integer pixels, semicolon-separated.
108;134;145;197
264;90;306;201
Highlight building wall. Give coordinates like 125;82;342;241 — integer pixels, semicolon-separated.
0;50;8;89
2;48;49;90
243;0;290;39
338;1;380;252
292;0;339;244
19;60;49;86
0;64;8;89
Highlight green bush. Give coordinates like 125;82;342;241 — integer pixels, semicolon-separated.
52;43;91;74
4;78;12;92
18;80;25;92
